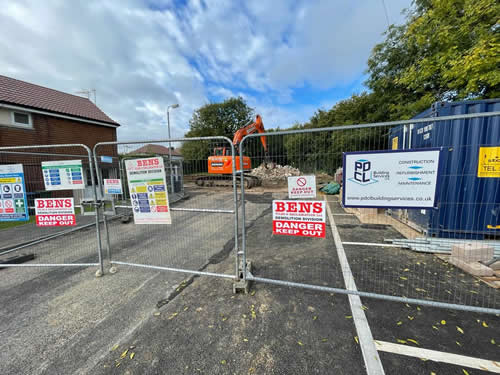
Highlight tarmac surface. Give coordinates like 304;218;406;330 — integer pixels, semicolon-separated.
0;190;498;374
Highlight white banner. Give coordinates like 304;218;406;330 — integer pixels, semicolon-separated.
125;157;171;224
287;175;316;199
42;160;85;190
343;149;441;208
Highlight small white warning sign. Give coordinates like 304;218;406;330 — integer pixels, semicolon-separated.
288;175;316;199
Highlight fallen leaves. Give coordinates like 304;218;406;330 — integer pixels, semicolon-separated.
456;326;464;334
408;316;415;321
130;352;135;360
120;349;128;359
168;312;178;320
220;360;227;365
345;315;352;319
354;336;359;344
482;321;488;328
111;344;119;352
441;320;446;325
297;341;304;346
407;339;419;346
397;321;403;326
153;312;161;317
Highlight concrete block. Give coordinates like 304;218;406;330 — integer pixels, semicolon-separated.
448;256;494;277
490;260;500;271
450;243;494;262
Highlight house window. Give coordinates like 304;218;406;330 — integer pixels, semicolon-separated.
11;111;32;128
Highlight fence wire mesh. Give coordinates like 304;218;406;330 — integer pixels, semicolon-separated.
240;112;500;313
94;137;240;278
0;145;102;275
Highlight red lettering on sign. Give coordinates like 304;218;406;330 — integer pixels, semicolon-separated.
273;220;325;238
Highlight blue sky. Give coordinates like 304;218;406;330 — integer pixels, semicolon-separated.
0;0;412;141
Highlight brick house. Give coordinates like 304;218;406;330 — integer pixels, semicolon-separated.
0;75;120;202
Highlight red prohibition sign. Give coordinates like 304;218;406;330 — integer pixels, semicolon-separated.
296;177;307;187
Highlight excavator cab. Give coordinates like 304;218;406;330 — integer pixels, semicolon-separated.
213;147;228;156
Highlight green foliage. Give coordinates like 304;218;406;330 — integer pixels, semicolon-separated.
366;0;500;119
181;97;254;172
283;93;389;174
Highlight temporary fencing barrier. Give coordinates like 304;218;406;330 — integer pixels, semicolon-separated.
0;144;104;274
239;110;500;314
93;137;240;280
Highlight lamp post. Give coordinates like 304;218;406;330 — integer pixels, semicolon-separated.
167;103;179;194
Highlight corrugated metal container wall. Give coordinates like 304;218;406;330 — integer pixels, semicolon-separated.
388;99;500;239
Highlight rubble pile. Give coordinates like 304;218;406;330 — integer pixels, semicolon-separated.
250;164;301;182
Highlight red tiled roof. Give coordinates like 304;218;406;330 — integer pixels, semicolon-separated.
0;75;119;126
130;144;182;156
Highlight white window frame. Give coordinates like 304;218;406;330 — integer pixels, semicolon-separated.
10;110;33;129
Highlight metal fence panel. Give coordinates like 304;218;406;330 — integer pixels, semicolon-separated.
93;137;239;280
0;144;103;275
239;111;500;314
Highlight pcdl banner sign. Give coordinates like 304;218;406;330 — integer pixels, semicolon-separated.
272;200;326;238
35;198;76;227
343;149;441;208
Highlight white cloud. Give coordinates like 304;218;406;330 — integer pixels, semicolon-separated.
0;0;411;142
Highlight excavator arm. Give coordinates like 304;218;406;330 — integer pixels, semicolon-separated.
233;114;268;153
232;114;274;169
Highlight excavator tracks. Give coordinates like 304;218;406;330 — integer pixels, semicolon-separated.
195;174;261;188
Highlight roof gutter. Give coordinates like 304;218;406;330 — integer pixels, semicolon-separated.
0;102;119;128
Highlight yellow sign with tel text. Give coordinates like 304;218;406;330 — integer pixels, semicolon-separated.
392;137;398;150
477;147;500;178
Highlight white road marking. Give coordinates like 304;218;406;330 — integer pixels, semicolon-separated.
374;340;500;373
325;197;385;375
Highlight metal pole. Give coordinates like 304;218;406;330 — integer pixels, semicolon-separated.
167;108;175;194
239;140;247;281
86;145;104;276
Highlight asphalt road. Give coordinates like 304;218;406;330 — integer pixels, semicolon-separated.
0;190;498;374
0;190;265;375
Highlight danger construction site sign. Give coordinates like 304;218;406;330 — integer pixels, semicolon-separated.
272;200;326;238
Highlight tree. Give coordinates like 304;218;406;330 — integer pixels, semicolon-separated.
366;0;500;119
181;97;254;173
284;93;389;174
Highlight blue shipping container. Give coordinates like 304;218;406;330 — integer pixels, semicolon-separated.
389;99;500;239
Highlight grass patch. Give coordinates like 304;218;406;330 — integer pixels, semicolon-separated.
0;216;36;230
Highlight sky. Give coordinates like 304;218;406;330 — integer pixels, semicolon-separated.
0;0;412;141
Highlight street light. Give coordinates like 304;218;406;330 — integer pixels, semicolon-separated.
167;103;180;194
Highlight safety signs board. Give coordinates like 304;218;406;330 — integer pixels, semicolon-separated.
0;164;29;221
343;149;441;208
477;146;500;178
104;179;122;195
272;200;326;238
42;160;85;190
288;175;316;199
125;157;171;224
35;198;76;227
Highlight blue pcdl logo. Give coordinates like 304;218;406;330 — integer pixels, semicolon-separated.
349;159;378;185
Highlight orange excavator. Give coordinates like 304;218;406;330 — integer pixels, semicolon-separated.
196;114;273;188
